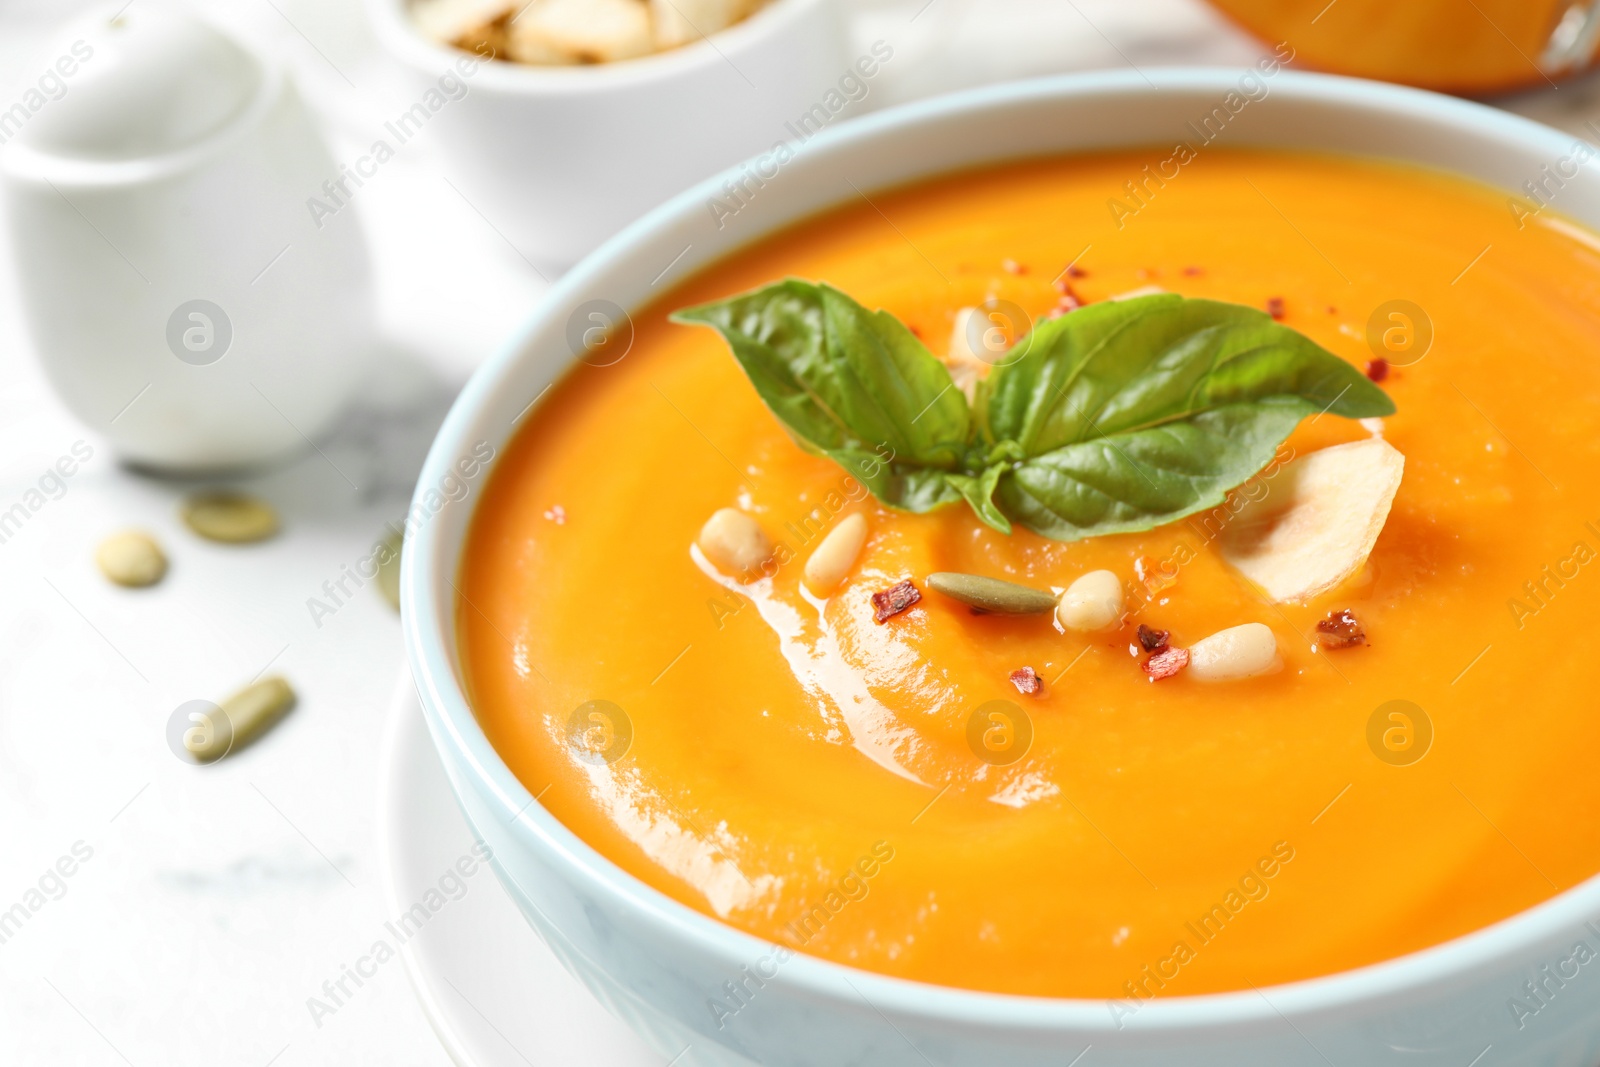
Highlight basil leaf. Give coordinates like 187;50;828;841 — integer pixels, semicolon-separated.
986;294;1393;455
672;281;971;495
981;294;1393;539
826;446;963;512
996;401;1305;541
944;465;1012;535
676;285;1396;542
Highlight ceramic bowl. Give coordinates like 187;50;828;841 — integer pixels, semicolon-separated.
402;70;1600;1065
365;0;851;269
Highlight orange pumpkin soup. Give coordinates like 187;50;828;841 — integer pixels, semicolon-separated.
458;149;1600;999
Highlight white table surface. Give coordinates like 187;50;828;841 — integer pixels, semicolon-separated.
1;1;1595;1064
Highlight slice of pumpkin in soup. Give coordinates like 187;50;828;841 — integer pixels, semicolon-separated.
1219;436;1406;604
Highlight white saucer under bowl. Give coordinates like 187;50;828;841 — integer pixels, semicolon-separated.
377;672;659;1067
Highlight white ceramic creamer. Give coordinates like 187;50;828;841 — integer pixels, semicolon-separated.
0;3;372;471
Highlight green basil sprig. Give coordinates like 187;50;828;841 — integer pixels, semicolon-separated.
671;281;1393;542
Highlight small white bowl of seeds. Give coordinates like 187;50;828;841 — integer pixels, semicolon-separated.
366;0;849;268
412;0;774;66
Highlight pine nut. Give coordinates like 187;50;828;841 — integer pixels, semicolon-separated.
803;513;867;595
948;307;984;364
1188;623;1280;682
1056;569;1124;632
699;507;773;580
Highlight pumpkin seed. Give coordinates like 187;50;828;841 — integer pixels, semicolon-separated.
95;530;167;587
190;676;296;762
181;492;279;543
376;528;403;611
927;572;1057;615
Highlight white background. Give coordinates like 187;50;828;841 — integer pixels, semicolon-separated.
0;0;1595;1064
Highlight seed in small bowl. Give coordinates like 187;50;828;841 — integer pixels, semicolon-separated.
803;513;868;595
1188;623;1280;682
95;530;167;588
698;507;773;580
928;572;1056;615
512;0;653;65
181;492;279;544
1056;570;1124;632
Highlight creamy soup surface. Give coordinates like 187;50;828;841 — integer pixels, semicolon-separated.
458;149;1600;998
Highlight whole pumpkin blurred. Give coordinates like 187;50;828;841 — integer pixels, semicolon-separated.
1207;0;1600;94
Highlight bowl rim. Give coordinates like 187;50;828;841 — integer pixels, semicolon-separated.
365;0;833;94
402;66;1600;1032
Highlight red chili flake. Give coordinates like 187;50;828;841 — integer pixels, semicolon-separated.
1266;297;1286;320
1067;264;1087;278
1137;624;1170;653
871;579;921;623
1133;554;1176;597
1143;645;1190;681
1009;666;1044;695
1183;265;1203;277
1365;358;1389;382
1002;258;1027;275
1316;608;1366;650
908;324;923;339
1046;284;1084;320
